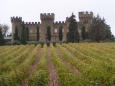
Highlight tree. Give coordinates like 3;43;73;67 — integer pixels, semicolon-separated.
20;24;27;44
104;24;113;40
59;26;63;41
0;28;4;45
46;26;51;41
0;24;9;37
110;35;115;41
75;29;80;42
89;15;113;42
67;13;79;42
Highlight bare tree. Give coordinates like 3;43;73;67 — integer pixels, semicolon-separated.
0;24;9;37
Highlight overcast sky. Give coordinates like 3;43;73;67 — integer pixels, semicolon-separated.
0;0;115;35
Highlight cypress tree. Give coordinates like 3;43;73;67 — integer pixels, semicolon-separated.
89;16;112;42
67;13;79;43
0;28;4;45
59;26;63;41
46;26;51;41
21;24;27;44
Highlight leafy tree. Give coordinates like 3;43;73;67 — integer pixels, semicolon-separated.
0;24;9;37
67;13;79;42
0;28;4;45
104;24;113;40
59;26;63;41
110;35;115;41
89;16;104;42
89;15;113;42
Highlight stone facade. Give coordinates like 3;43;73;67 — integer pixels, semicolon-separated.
11;11;93;43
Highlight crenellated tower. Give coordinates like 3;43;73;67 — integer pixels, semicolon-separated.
79;11;93;32
11;16;22;42
78;11;94;40
79;11;93;24
40;13;55;42
40;13;54;23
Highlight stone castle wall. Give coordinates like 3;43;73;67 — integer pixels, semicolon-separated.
11;11;93;42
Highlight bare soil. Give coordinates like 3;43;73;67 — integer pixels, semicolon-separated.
47;48;59;86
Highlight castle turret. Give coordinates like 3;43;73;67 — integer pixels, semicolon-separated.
11;17;22;23
11;16;22;42
79;11;93;24
78;11;94;40
40;13;55;42
40;13;55;24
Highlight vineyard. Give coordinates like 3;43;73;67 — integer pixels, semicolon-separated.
0;43;115;86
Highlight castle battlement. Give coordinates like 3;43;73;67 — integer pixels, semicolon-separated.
40;13;54;16
11;16;22;22
24;22;40;25
11;12;94;42
79;11;93;18
40;13;55;21
54;21;65;25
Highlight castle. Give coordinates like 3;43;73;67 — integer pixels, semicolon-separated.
11;11;93;43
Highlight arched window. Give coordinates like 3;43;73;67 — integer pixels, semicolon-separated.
54;28;57;33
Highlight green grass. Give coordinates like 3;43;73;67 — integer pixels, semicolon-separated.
0;43;115;86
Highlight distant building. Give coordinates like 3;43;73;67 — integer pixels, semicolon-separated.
11;11;93;43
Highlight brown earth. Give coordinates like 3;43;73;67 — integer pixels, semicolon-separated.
47;47;59;86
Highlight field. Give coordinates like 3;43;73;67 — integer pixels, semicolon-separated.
0;43;115;86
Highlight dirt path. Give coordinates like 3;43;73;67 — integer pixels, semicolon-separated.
21;48;43;86
56;47;81;76
47;47;59;86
